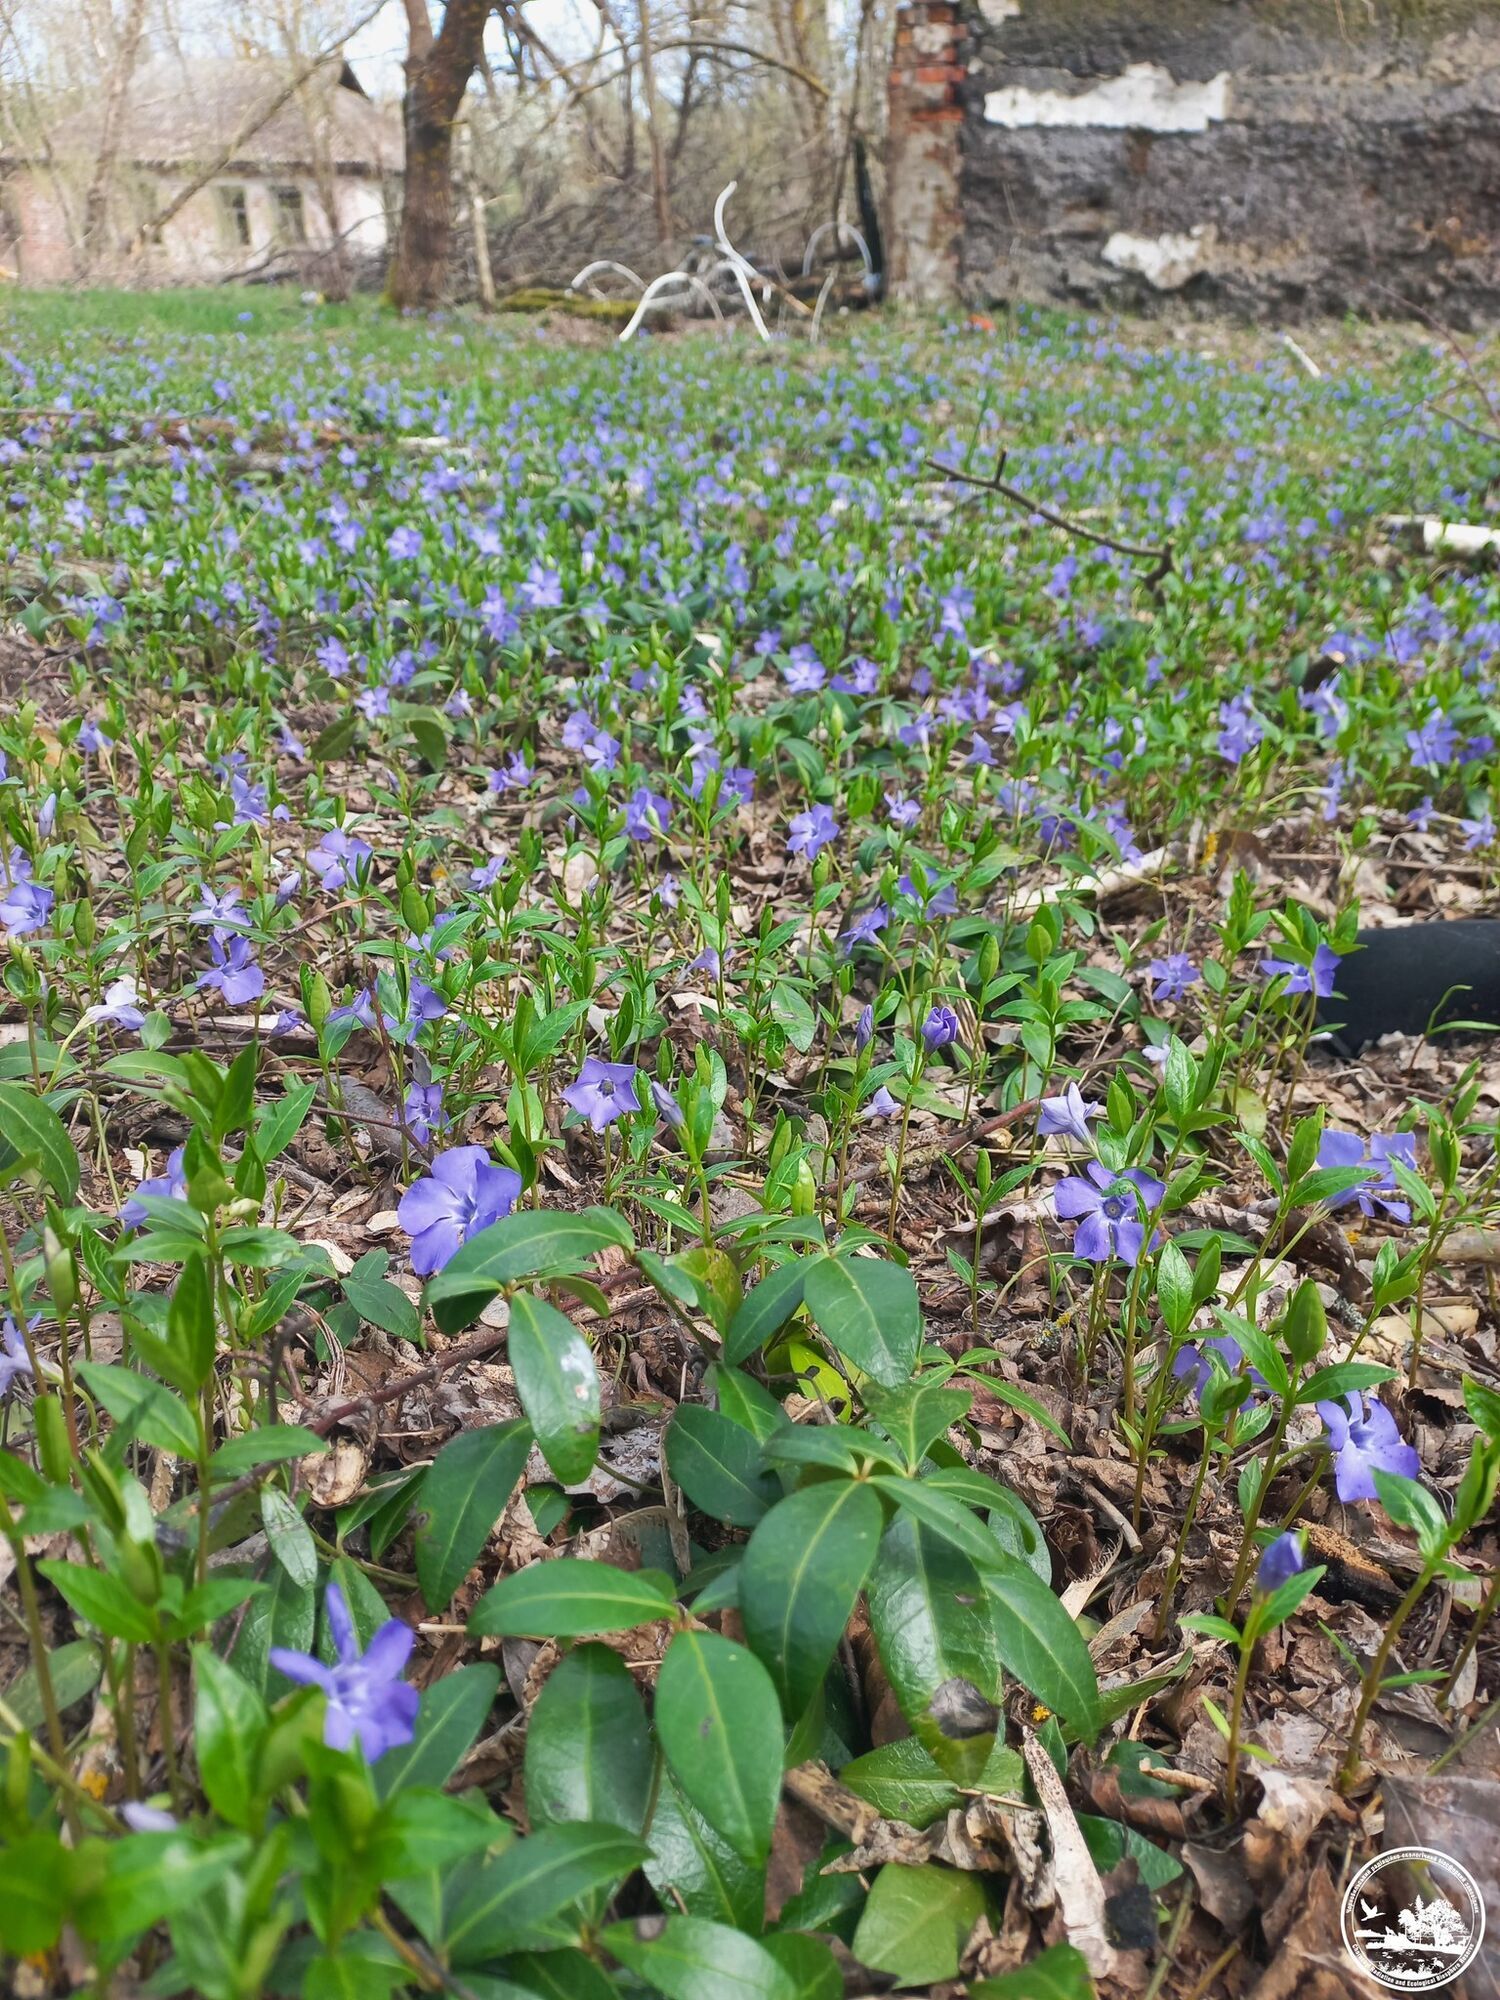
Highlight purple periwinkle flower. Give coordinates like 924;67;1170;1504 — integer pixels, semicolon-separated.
0;1315;37;1396
329;986;394;1035
1217;692;1265;765
1053;1162;1165;1267
862;1084;901;1120
198;933;264;1007
840;904;889;954
787;804;839;861
920;1004;961;1053
190;887;248;929
404;979;448;1035
938;581;974;637
1316;1128;1418;1224
0;850;51;938
1104;807;1145;864
270;1583;419;1759
401;1083;446;1148
309;829;373;893
782;646;826;694
1148;953;1200;1004
886;793;921;830
1262;942;1342;999
1172;1332;1267;1401
834;656;879;696
120;1145;188;1229
711;766;751;811
1038;1082;1102;1146
1300;679;1346;739
83;976;147;1034
897;874;958;920
488;753;534;793
646;1080;684;1129
562;1058;642;1132
228;775;275;827
855;1002;874;1051
1460;810;1495;852
625;786;671;842
1408;795;1437;832
1405;709;1459;772
1315;1392;1420;1504
520;560;562;610
396;1145;521;1275
1257;1531;1304;1594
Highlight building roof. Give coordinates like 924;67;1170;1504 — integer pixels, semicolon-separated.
9;57;400;176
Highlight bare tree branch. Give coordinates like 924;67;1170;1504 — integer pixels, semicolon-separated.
924;450;1174;587
635;0;673;244
400;0;434;65
81;0;149;266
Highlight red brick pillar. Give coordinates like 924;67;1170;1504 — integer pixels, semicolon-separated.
886;0;969;302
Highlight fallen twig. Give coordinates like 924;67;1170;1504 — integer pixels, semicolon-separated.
924;450;1174;587
846;1096;1041;1190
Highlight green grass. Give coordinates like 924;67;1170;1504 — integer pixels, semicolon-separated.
3;284;379;340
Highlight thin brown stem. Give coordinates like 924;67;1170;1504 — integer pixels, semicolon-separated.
924;451;1174;585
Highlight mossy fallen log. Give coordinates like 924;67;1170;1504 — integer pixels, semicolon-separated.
494;288;641;323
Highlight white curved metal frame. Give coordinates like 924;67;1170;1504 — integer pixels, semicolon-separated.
801;220;874;281
607;183;807;345
617;270;729;343
809;266;840;346
567;259;647;298
711;181;770;342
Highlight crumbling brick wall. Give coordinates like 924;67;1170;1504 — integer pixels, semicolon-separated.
886;0;1500;315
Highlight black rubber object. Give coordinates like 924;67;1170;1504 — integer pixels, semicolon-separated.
1315;920;1500;1050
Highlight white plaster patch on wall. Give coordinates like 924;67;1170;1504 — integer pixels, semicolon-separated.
977;0;1022;23
1102;226;1215;290
983;61;1230;132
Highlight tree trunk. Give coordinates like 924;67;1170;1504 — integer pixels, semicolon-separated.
388;90;457;308
386;0;492;312
635;0;673;247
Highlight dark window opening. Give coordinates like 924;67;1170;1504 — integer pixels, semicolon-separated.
272;185;306;245
217;185;251;249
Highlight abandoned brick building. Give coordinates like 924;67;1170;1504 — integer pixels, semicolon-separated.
887;0;1500;313
0;56;400;287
